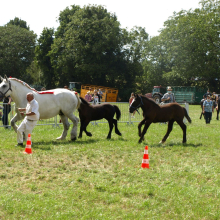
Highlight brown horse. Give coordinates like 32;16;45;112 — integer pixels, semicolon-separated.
129;94;192;143
78;97;122;139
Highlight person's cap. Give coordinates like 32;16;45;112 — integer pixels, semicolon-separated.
207;95;210;97
167;86;172;91
87;91;90;94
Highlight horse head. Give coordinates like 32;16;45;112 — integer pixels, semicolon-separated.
0;75;11;98
129;94;143;113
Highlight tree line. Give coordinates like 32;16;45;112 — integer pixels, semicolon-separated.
0;0;219;101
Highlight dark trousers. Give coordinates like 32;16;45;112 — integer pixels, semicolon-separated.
204;111;212;124
2;106;11;126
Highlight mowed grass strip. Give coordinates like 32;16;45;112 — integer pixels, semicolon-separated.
0;105;219;219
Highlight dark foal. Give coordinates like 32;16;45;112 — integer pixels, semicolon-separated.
78;97;122;139
129;94;192;143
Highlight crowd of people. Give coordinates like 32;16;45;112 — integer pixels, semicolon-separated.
201;89;218;124
84;88;103;104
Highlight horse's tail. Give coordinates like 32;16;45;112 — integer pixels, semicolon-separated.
75;93;81;109
184;108;192;123
113;105;121;121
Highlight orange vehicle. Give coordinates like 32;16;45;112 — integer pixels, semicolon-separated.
80;84;118;102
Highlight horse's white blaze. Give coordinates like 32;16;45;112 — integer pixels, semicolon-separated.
130;99;135;106
0;77;80;140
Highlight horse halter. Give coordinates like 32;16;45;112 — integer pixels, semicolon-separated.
130;96;144;114
0;80;12;97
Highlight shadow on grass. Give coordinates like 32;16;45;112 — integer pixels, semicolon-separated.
149;142;203;148
32;136;127;149
33;139;98;146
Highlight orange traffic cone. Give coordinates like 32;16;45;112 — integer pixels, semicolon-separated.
141;146;149;168
24;133;32;154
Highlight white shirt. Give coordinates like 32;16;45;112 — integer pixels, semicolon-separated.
93;95;99;104
25;99;40;120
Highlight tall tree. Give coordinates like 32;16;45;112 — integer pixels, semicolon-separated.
35;28;55;89
141;0;220;92
0;25;36;80
50;5;140;100
7;17;30;30
26;60;43;86
124;26;149;94
160;0;220;90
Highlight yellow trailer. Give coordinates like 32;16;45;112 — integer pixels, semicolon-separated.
80;84;118;102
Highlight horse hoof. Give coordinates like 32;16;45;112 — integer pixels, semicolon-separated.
159;141;165;144
56;136;65;140
87;132;92;137
71;137;77;141
78;136;82;138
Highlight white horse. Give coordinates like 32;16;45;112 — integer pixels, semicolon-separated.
0;76;81;141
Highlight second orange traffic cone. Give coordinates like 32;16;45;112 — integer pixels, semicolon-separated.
141;146;149;168
24;133;32;154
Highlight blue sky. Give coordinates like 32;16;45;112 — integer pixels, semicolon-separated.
0;0;201;37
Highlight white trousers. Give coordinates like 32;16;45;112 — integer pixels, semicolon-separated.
17;118;37;144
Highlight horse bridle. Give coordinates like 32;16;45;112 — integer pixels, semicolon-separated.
0;80;12;97
130;96;144;114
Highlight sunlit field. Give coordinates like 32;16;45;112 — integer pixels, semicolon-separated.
0;104;219;219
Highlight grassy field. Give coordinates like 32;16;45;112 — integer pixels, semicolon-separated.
0;105;219;219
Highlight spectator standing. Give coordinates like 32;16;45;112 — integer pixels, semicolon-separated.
211;92;217;110
85;91;92;102
203;95;214;124
161;86;175;103
203;89;212;99
93;90;99;105
98;89;103;102
16;93;40;146
2;96;12;128
129;92;136;118
0;105;3;121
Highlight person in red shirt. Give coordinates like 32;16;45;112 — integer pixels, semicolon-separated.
85;91;92;102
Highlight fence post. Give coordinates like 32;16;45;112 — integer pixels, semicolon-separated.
54;115;60;128
185;102;189;114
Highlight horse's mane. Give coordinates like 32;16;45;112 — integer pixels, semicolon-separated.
10;78;38;92
140;95;160;108
79;97;90;106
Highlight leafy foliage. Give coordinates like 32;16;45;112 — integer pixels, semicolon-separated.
35;28;55;89
6;17;30;30
1;1;220;98
0;25;36;80
141;0;220;93
48;5;146;100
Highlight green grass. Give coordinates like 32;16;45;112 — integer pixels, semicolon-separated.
0;105;219;219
